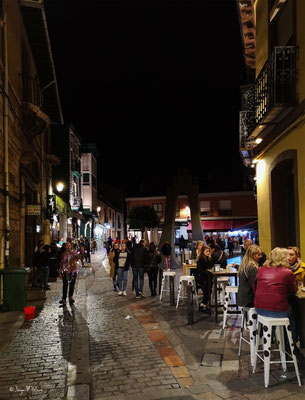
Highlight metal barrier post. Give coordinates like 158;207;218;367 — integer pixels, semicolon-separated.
187;283;194;325
170;275;175;306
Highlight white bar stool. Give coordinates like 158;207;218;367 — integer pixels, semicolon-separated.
210;277;230;305
159;271;176;301
176;275;198;309
253;315;302;388
238;307;257;366
222;286;239;329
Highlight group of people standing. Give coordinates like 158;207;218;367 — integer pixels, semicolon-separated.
108;238;172;298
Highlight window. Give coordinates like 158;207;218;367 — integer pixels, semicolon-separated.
176;203;180;218
83;173;90;185
219;200;232;216
200;201;210;216
92;175;96;187
153;203;163;218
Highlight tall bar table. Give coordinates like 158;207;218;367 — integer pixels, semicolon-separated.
207;267;238;323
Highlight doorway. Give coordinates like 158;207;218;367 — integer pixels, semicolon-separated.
270;153;299;248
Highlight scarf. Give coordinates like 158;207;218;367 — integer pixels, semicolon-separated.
288;259;301;273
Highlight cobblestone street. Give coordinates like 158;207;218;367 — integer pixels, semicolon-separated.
0;251;305;399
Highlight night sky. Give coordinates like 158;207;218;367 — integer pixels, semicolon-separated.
45;0;249;196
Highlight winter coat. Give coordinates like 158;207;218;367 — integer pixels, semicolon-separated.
211;249;227;268
253;265;297;312
161;243;171;257
146;252;161;272
109;248;119;278
236;262;258;307
196;256;212;286
131;245;148;268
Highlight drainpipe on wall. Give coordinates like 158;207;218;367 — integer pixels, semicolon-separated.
2;5;9;268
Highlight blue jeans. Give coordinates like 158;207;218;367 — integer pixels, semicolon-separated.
117;268;128;291
40;266;49;289
256;308;290;318
132;267;144;295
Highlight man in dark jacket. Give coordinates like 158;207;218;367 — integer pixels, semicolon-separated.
131;239;148;298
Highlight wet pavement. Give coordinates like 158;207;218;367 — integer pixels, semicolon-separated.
0;250;304;399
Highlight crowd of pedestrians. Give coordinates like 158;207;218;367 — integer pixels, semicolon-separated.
108;236;173;298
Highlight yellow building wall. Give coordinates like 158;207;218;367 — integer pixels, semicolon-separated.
256;121;305;256
254;0;305;257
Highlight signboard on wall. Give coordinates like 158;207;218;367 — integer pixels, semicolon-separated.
26;205;41;216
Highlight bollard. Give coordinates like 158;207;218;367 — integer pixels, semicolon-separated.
187;283;194;325
170;275;175;306
158;269;163;295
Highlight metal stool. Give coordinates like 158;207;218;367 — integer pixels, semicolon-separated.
176;275;198;309
210;277;230;305
222;286;239;329
238;307;257;366
159;271;176;301
253;315;302;388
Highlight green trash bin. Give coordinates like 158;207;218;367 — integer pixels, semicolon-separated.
1;268;30;311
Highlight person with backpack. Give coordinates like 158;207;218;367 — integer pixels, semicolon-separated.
146;243;161;297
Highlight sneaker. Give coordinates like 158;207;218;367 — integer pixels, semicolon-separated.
135;294;140;299
139;292;145;297
118;291;122;296
122;291;127;296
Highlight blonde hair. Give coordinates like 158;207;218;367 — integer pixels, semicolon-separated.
264;247;290;268
287;246;301;258
238;244;260;278
196;241;204;248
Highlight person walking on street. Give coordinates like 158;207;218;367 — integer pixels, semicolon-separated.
39;245;51;290
131;239;148;298
84;238;91;263
109;242;120;291
146;242;161;297
161;240;171;271
117;242;131;296
59;241;80;306
32;240;44;288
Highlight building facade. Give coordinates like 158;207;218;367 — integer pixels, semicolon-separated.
51;124;83;241
0;0;63;269
126;191;257;243
237;0;305;254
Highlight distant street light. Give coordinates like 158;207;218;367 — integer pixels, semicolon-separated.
56;182;64;192
97;206;101;212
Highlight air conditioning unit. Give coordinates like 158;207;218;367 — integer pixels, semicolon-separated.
20;0;43;8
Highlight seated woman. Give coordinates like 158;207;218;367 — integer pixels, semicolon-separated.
287;246;305;347
191;240;204;287
210;242;227;269
254;247;297;318
237;245;262;308
253;247;305;368
191;240;204;260
196;245;212;312
288;246;305;283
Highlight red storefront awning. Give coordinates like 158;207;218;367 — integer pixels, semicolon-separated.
187;219;257;232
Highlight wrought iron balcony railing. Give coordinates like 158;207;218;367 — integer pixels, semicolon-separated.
239;46;297;145
255;46;297;126
21;74;43;107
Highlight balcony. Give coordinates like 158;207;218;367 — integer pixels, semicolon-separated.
22;74;43;107
20;73;49;136
239;46;297;162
